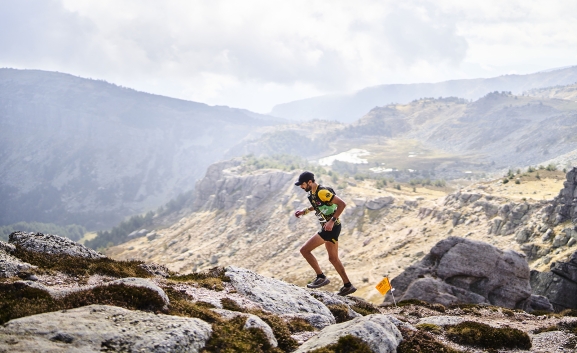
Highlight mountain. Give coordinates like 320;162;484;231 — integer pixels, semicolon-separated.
0;69;283;230
270;66;577;123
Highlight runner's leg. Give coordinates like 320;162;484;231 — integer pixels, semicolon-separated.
325;240;350;284
300;233;326;275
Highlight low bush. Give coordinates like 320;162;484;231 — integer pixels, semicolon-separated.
327;304;351;323
416;323;442;335
0;282;166;324
446;321;531;350
347;297;380;316
309;335;373;353
398;327;462;353
286;318;315;333
396;299;446;312
169;267;230;291
13;246;150;278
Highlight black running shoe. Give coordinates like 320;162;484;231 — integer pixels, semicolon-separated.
306;276;330;288
337;285;357;296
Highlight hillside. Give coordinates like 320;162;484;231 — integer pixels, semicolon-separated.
0;69;283;230
235;90;577;182
107;158;577;305
270;66;577;122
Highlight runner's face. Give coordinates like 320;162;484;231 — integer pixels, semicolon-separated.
300;181;312;192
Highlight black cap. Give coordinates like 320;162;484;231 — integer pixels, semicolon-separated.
295;171;315;186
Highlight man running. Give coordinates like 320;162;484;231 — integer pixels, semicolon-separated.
294;171;356;296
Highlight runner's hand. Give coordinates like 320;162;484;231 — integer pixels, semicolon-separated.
324;220;334;231
295;210;304;218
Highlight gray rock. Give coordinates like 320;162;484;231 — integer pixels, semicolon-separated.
365;196;394;210
553;233;570;248
531;251;577;310
308;290;362;322
212;309;277;347
294;314;402;353
384;237;541;310
9;231;105;259
0;304;212;353
0;253;36;278
138;263;170;278
107;277;170;310
417;315;465;327
225;266;335;325
0;240;16;254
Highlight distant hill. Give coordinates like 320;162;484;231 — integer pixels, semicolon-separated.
271;66;577;123
0;69;282;230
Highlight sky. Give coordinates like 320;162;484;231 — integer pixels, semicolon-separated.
1;0;576;113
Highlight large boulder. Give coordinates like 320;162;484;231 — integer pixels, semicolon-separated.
9;231;105;259
531;251;577;311
294;314;402;353
384;237;548;310
0;304;212;353
225;266;335;327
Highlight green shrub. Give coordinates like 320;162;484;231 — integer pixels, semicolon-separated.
527;166;535;172
203;316;283;353
515;179;520;184
168;267;230;291
327;304;351;323
416;323;442;335
221;297;244;312
286;318;315;333
502;308;515;317
546;163;557;171
13;246;150;278
309;335;373;353
0;282;167;324
561;309;577;317
446;321;531;350
503;179;509;184
398;327;462;353
347;297;380;316
533;325;559;334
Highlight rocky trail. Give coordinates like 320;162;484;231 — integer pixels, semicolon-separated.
2;231;577;352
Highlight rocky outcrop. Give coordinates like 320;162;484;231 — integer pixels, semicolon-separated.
225;266;336;328
531;251;577;311
192;161;295;212
294;314;402;353
384;237;553;311
365;196;394;210
9;231;105;259
0;304;212;353
546;167;577;225
0;241;36;278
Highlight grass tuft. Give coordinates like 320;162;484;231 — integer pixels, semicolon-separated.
286;317;315;333
13;245;150;278
446;321;531;350
0;282;166;324
346;297;381;316
327;304;351;323
308;335;373;353
416;323;442;335
398;327;462;353
169;267;230;291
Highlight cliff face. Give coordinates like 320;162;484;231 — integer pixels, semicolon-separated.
0;69;281;229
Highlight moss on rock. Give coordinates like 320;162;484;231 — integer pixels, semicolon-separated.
446;321;531;350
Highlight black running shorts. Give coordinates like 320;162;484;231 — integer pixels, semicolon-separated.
318;223;341;243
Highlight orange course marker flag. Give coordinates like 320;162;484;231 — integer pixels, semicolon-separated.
376;277;392;296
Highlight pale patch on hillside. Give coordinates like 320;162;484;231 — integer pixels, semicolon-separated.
108;171;576;305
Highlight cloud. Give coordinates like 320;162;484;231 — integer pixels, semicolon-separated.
1;0;576;112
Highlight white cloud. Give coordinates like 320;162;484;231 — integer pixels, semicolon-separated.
0;0;576;113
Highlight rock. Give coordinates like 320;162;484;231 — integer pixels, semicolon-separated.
400;278;488;307
308;290;362;323
212;309;277;347
225;266;335;326
417;315;465;327
9;231;105;259
531;251;577;310
545;167;577;224
0;241;16;254
552;233;570;248
139;263;170;277
0;251;37;278
294;314;402;353
0;304;212;352
518;294;554;312
515;228;532;243
365;196;394;210
384;237;542;310
107;277;170;310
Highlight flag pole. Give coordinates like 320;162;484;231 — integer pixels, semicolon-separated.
390;288;397;307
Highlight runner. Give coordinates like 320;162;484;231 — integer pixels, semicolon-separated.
294;171;356;296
